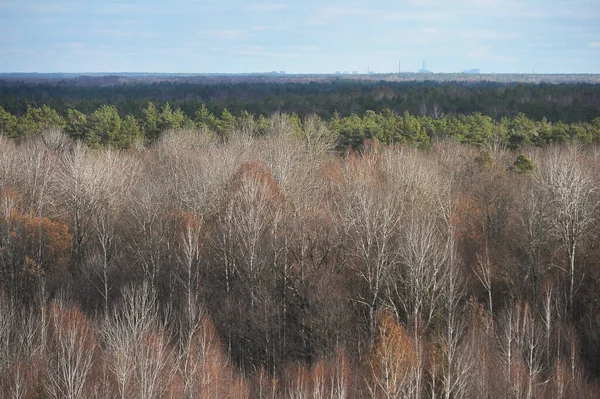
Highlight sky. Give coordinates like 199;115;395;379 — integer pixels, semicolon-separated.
0;0;599;74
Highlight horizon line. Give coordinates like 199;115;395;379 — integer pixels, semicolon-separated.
1;71;600;76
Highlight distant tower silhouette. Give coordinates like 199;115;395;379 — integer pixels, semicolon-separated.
417;60;432;74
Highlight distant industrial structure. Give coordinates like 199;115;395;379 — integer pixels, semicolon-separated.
417;61;433;74
463;69;480;74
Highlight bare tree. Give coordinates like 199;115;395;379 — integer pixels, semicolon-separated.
45;301;96;399
397;212;448;329
464;150;514;316
7;360;30;399
12;139;59;312
523;306;543;399
300;114;338;154
331;347;352;399
162;135;230;218
462;300;497;399
0;191;19;298
13;138;54;219
393;211;448;399
84;150;138;315
102;312;136;399
135;329;173;399
515;176;551;302
55;143;104;272
265;112;299;139
0;137;18;193
333;153;401;343
40;127;74;152
472;250;494;316
227;162;282;307
379;148;455;399
497;300;545;399
176;310;225;399
541;280;556;370
126;170;174;294
497;300;521;393
0;290;16;379
101;282;160;399
536;147;599;316
439;241;470;399
176;212;202;332
431;103;443;119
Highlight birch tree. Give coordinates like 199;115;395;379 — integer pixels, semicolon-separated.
536;148;599;316
45;302;96;399
333;154;401;342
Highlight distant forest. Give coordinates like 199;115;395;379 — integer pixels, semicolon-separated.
1;79;600;149
1;78;600;122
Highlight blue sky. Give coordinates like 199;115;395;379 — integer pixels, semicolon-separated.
1;0;599;74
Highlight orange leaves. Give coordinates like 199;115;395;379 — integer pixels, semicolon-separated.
371;309;416;372
12;212;70;276
230;161;283;211
365;309;419;398
0;190;70;284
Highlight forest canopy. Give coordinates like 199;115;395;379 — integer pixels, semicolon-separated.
2;78;600;149
1;77;600;397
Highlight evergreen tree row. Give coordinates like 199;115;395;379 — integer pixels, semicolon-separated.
2;103;600;149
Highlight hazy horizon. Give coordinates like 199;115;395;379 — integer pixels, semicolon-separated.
1;0;599;74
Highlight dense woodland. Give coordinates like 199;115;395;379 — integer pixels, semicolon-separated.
1;102;600;151
1;79;600;123
2;79;600;398
2;120;600;397
2;79;600;153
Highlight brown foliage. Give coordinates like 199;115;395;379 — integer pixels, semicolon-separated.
0;189;70;296
364;309;419;398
